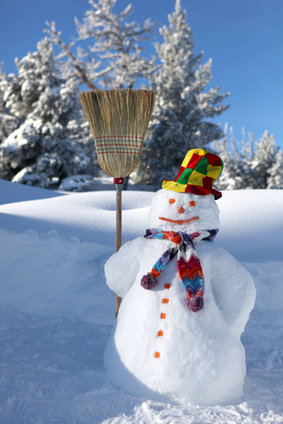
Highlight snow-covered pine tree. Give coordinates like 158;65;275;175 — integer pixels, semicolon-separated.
213;125;244;190
75;0;157;88
135;0;229;186
0;67;20;148
46;0;157;89
249;130;283;189
215;128;283;190
0;38;97;189
267;147;283;189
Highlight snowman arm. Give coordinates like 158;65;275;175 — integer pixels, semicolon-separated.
206;245;256;335
104;239;141;298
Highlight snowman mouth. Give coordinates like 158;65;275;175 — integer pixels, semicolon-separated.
159;216;199;224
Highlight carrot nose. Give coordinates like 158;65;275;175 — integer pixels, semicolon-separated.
178;206;185;214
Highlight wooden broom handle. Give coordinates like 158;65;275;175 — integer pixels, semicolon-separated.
115;187;122;318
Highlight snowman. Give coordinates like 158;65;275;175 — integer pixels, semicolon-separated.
104;149;256;405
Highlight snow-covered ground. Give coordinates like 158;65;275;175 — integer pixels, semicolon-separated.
0;180;282;423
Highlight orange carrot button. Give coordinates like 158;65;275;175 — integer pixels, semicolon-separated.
158;330;164;337
164;284;171;289
160;313;166;319
162;298;169;304
155;351;160;358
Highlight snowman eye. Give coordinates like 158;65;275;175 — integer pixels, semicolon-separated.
169;199;175;204
190;201;196;207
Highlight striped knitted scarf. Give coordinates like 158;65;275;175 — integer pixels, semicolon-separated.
140;229;218;312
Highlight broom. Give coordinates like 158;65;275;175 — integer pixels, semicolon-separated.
79;89;155;317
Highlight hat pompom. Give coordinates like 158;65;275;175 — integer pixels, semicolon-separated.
141;273;158;290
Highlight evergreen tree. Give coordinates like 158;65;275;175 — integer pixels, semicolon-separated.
135;0;229;186
0;39;97;189
250;131;283;189
267;147;283;189
0;67;20;145
213;125;243;190
215;128;283;190
45;0;157;89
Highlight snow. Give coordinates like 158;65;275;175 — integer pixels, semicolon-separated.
0;180;282;423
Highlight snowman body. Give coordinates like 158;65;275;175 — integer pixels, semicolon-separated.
104;189;256;405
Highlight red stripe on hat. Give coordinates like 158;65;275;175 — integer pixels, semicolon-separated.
205;152;222;166
202;176;213;189
184;184;222;199
174;166;185;182
187;153;203;169
185;185;208;195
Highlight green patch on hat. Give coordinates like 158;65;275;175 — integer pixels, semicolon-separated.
194;157;209;175
176;167;193;185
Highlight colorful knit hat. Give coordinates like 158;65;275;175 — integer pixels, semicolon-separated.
162;149;223;199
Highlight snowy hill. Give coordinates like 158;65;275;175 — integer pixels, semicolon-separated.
0;180;282;423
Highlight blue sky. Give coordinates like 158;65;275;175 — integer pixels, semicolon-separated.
1;0;283;149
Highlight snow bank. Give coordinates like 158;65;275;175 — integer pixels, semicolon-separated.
0;185;153;246
0;180;282;423
217;189;283;261
1;183;281;261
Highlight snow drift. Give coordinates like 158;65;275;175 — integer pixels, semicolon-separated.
0;180;282;423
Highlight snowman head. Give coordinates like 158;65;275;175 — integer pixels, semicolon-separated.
149;189;220;232
149;149;223;232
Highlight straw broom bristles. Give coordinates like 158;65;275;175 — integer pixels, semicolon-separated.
79;89;155;178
